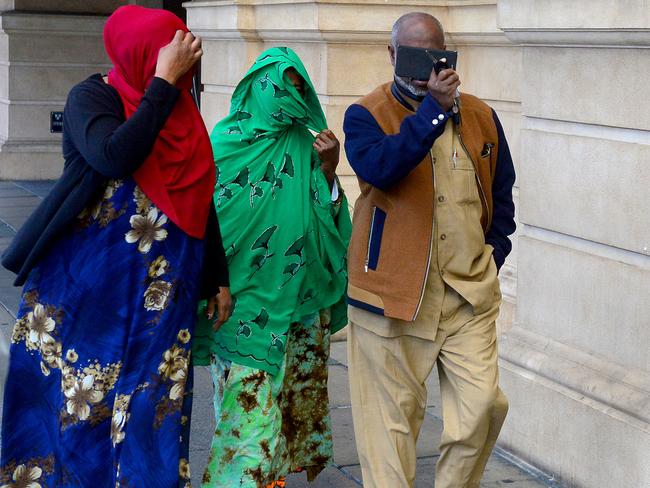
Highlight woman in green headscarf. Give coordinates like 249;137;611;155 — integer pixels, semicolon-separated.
193;47;351;487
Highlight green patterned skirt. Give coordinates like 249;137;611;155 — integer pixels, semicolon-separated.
201;310;334;488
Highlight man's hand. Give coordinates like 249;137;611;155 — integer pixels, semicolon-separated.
314;130;340;186
427;68;461;112
155;30;203;86
206;286;232;332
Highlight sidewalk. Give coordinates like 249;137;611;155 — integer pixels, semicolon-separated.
0;181;560;487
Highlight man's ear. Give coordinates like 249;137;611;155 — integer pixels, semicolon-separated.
388;45;396;68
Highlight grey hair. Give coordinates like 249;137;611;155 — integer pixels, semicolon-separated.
391;12;445;49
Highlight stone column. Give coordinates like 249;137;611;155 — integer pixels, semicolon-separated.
497;1;650;486
0;1;162;180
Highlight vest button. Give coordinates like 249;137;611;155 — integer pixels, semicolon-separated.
438;196;445;203
440;234;447;240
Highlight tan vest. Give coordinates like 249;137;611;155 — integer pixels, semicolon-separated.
347;83;499;321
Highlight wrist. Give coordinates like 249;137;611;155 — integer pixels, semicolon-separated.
320;164;336;176
154;71;178;86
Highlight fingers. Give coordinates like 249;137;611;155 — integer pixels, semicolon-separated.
320;129;339;144
205;297;216;320
182;31;195;45
313;139;336;155
172;29;185;44
212;294;232;331
314;130;339;148
437;68;457;82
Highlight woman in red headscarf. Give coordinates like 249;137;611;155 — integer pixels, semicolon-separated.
1;6;230;486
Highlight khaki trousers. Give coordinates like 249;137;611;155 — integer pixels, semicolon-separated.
347;297;508;488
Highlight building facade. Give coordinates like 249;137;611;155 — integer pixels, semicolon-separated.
0;1;648;486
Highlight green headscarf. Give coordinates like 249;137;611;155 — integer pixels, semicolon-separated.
193;47;351;375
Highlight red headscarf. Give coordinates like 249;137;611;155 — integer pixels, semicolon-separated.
104;6;215;239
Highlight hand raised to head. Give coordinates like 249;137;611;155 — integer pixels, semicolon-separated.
155;30;203;86
427;67;460;112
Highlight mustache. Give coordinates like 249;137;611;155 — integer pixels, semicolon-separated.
394;75;428;97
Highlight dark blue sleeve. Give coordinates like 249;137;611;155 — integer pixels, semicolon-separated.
343;94;450;190
485;110;516;270
64;77;180;179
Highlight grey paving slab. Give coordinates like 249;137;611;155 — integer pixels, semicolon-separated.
189;366;216;482
416;411;444;457
0;223;14;238
0;196;41;208
1;214;29;232
481;454;551;487
13;180;56;198
190;366;217;452
329;340;348;367
0;204;35;219
0;306;14;421
330;407;359;466
343;457;441;487
0;186;34;198
287;467;362;487
426;368;442;412
0;286;22;317
345;454;551;488
328;363;351;408
0;236;14;251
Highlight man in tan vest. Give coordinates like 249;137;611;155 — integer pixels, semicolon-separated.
343;12;516;488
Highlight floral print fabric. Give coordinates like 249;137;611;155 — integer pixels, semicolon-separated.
1;178;203;487
201;310;334;487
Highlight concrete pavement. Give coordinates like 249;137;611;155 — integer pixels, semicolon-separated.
0;181;561;487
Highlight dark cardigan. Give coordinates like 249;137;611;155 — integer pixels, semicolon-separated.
2;74;229;296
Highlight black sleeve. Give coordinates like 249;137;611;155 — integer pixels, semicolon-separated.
63;77;180;178
199;201;230;299
485;109;517;270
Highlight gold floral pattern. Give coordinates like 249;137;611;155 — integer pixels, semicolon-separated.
0;464;43;488
39;340;62;376
177;329;191;344
148;256;169;278
125;208;168;254
11;300;64;378
111;394;132;446
65;349;78;363
153;341;191;427
178;458;190;480
25;304;55;349
143;280;172;312
133;186;152;215
158;346;188;384
0;457;54;488
64;375;104;421
77;180;126;228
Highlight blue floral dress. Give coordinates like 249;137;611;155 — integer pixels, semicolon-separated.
1;178;203;487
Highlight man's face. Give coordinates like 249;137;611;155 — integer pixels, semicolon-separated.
389;18;445;98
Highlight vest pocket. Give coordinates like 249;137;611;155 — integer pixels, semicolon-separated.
365;206;386;272
451;156;481;205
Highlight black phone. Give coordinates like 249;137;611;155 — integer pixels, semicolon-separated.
395;46;458;81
